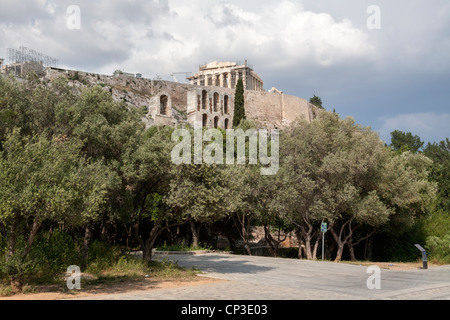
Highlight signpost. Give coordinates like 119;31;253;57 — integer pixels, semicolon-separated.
414;244;428;270
321;222;327;261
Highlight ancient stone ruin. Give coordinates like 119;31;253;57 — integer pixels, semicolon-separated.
1;58;318;129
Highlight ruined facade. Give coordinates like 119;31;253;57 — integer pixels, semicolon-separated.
187;61;264;92
186;87;234;129
5;60;316;130
0;60;44;77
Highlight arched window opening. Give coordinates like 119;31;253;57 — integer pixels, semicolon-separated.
214;93;219;113
224;95;229;115
214;117;219;129
202;114;208;128
160;95;168;115
202;90;207;110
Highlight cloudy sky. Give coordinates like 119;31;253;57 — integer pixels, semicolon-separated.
1;0;449;144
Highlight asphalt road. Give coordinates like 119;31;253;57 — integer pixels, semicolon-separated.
73;253;450;300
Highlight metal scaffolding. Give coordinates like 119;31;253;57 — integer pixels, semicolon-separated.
6;46;58;68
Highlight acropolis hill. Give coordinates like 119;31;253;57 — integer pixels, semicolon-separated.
1;57;319;129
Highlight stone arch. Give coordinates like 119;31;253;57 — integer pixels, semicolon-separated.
213;92;219;113
160;95;168;115
224;95;229;115
214;116;219;129
202;113;208;128
202;90;208;110
224;118;230;130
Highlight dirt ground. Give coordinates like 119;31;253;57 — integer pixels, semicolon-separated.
345;261;440;271
0;276;224;300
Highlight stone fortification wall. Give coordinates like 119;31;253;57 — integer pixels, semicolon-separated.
244;90;314;129
44;68;315;129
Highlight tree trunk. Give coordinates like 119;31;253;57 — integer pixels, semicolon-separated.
143;235;158;263
7;224;16;260
295;230;304;260
242;218;252;256
141;223;161;263
23;218;41;259
304;233;313;260
364;234;374;261
330;219;353;263
232;213;253;256
348;242;357;262
335;243;345;263
189;219;201;248
290;219;316;260
47;225;53;243
312;237;320;260
141;218;184;263
264;225;278;257
349;229;375;262
10;278;23;294
82;226;93;269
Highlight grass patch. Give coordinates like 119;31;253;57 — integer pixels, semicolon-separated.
0;252;200;298
87;255;199;279
0;283;12;297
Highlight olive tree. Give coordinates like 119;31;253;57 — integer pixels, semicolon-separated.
0;130;115;291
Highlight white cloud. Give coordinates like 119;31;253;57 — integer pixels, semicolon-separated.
0;0;375;77
377;113;450;144
156;0;376;71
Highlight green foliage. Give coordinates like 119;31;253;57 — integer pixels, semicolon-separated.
390;130;424;153
424;139;450;211
233;79;246;128
0;249;38;285
309;94;324;109
0;70;447;290
0;231;79;284
167;163;239;224
272;112;436;261
85;240;124;274
426;234;450;264
0;130;117;230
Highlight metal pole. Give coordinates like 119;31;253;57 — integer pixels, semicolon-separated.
322;232;325;261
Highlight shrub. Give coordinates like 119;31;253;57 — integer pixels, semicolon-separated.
34;231;83;273
426;234;450;264
0;249;38;292
85;240;124;274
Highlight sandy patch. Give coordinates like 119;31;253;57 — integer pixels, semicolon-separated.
0;276;224;300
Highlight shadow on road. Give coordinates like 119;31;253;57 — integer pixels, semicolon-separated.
157;254;275;275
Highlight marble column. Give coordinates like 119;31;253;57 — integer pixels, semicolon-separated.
219;73;224;88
